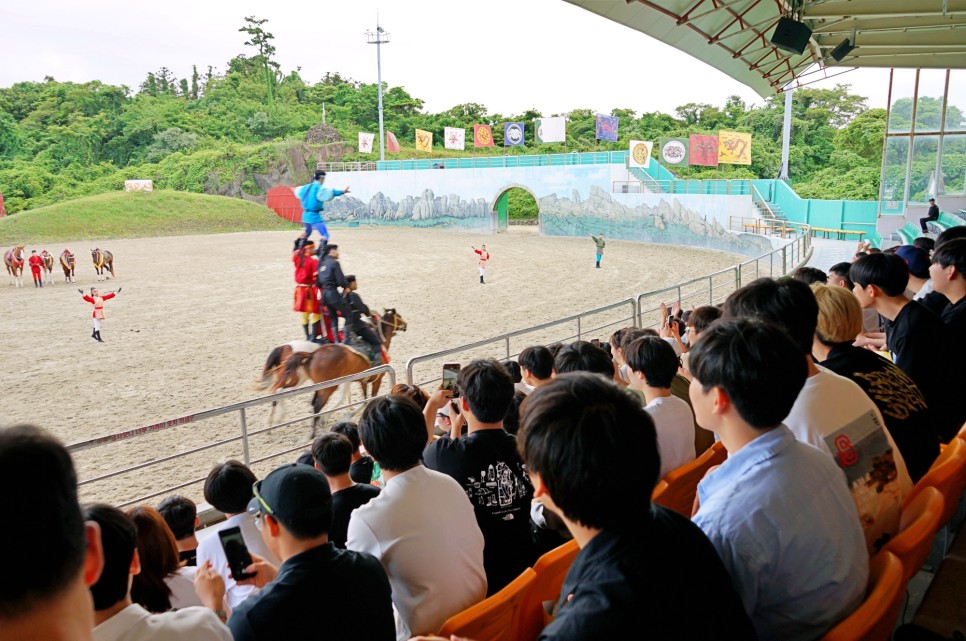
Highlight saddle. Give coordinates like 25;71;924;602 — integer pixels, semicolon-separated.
343;326;385;366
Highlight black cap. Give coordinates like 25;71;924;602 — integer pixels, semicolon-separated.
929;197;936;202
314;170;327;180
247;464;331;528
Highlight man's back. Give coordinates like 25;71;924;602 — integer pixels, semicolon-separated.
94;604;230;641
693;426;868;641
346;465;486;640
540;506;755;641
644;395;696;479
783;367;910;551
423;430;536;595
227;544;394;641
330;483;381;549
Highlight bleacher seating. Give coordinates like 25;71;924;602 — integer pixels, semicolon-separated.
819;551;905;641
927;212;966;234
651;441;727;517
895;222;922;245
436;568;536;641
879;486;944;585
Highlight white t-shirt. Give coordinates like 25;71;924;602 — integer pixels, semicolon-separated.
783;367;912;552
645;395;696;480
94;604;231;641
165;566;203;611
195;512;280;610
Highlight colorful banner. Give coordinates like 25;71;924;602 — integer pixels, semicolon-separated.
595;114;619;142
628;141;653;168
415;129;433;152
659;138;689;167
386;131;400;153
688;134;719;167
535;116;566;143
474;124;494;147
718;130;752;165
358;132;375;154
504;122;525;146
444;127;465;150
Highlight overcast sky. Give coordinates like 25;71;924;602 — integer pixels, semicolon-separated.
3;0;891;117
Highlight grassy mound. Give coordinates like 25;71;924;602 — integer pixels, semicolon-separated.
0;190;298;244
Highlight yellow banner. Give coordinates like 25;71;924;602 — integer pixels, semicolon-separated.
717;130;752;165
415;129;433;152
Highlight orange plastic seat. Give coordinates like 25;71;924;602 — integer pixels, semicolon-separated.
516;539;580;641
436;568;536;641
880;486;944;585
818;551;905;641
652;441;726;517
904;438;966;529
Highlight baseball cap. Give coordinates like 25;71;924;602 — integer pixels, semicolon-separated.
248;464;331;528
895;245;931;279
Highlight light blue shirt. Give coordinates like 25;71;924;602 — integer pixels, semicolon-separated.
692;425;868;641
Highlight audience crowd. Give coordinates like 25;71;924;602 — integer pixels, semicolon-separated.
4;225;965;641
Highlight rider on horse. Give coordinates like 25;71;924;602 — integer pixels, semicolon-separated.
317;244;350;344
342;275;383;361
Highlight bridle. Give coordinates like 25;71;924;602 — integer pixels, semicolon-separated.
376;311;403;346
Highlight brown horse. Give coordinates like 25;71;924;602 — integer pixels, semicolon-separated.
60;250;76;283
4;245;25;287
40;250;54;285
253;309;407;432
91;248;115;281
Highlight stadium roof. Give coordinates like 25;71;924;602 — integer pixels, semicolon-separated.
565;0;966;97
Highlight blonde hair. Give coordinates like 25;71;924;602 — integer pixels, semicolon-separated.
811;283;863;344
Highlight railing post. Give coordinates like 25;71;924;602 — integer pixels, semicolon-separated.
735;266;740;291
782;247;787;275
239;407;251;466
505;336;511;360
708;276;713;305
577;316;582;340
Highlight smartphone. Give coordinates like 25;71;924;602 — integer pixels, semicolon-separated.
442;363;461;397
219;526;256;581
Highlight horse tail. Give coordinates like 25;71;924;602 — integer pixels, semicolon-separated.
251;346;287;391
272;351;315;392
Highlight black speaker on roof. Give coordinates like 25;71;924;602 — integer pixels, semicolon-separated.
829;38;855;62
770;17;812;56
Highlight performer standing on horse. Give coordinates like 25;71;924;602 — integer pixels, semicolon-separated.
317;244;350;343
28;250;44;288
299;170;350;254
79;286;121;342
293;238;325;343
342;275;383;358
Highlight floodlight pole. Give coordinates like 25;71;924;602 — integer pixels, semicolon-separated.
366;19;391;162
779;88;793;180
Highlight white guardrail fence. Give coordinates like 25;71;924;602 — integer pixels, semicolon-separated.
71;231;810;507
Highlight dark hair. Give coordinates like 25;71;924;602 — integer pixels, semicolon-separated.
608;327;636;351
624;336;679;388
458;359;514;423
85;504;137;611
932;238;966;274
127;506;179;613
390;383;429;409
722;277;818;355
914;237;935;252
203;460;257;514
791;266;828;285
519;373;659;530
330;421;361;450
312;432;354;476
618;328;649;356
500;359;523;384
850;253;909;297
359;395;427;471
345;274;357;285
688;318;807;428
155;495;196;541
503;390;527;436
518;346;553;380
828;262;855;290
314;169;326;180
546;342;564;359
554;341;614;377
0;425;86;618
326;244;339;251
936;225;966;250
688;306;722;334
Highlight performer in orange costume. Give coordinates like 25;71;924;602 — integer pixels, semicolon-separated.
472;244;490;285
293;239;327;343
79;286;121;342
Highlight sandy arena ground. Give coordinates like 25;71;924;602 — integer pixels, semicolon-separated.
0;227;740;505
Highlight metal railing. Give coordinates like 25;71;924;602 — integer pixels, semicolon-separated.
70;365;396;507
405;299;638;387
752;183;780;219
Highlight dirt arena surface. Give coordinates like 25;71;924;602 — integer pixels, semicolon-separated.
0;227;740;505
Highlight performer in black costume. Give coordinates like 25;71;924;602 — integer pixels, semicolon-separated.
343;275;383;354
317;244;350;343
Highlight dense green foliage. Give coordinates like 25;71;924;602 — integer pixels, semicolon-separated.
506;188;538;220
0;16;899;214
0;190;296;243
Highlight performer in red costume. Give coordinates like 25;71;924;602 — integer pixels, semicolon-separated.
79;286;121;342
293;239;326;342
471;244;490;284
28;250;44;288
